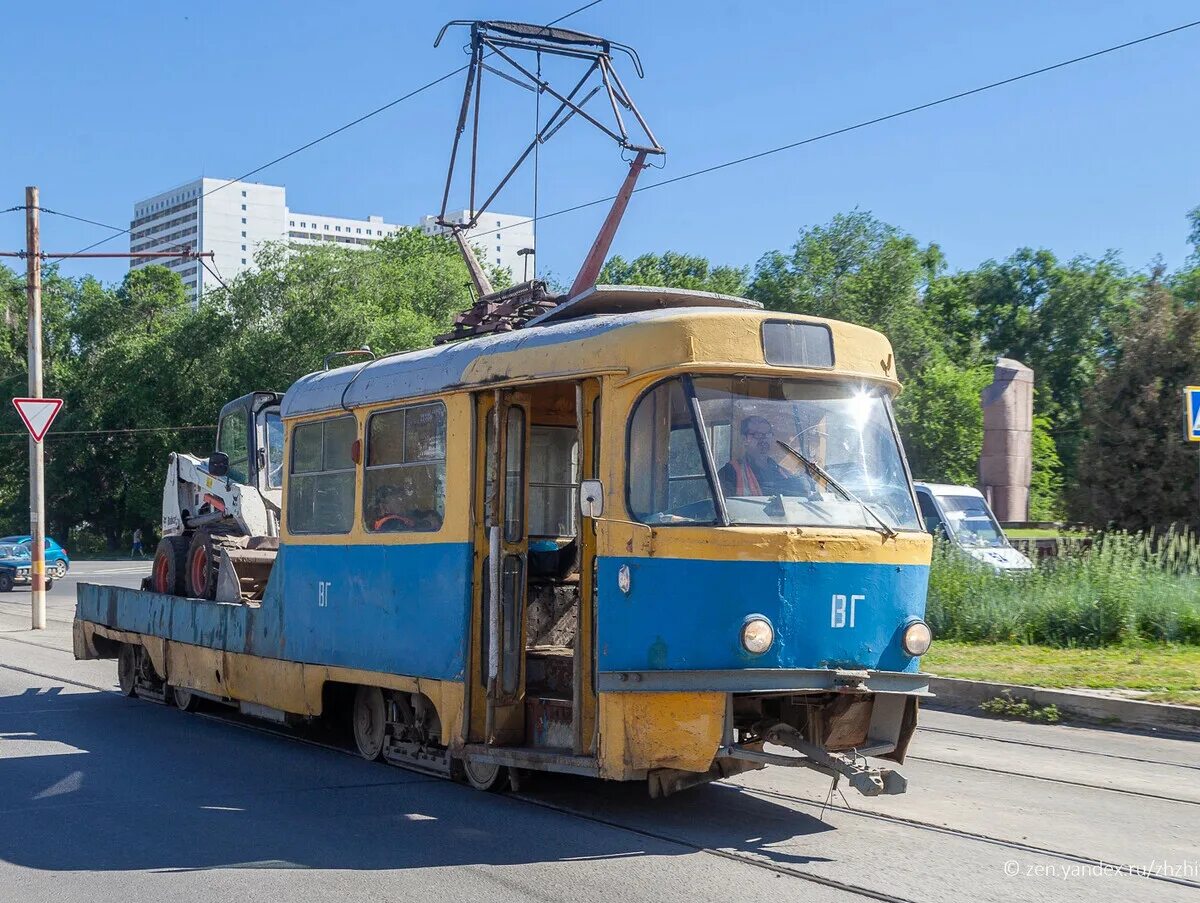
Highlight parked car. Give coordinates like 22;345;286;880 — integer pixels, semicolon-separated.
913;482;1033;572
0;535;71;579
0;543;33;592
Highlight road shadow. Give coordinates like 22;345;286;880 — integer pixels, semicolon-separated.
0;684;835;874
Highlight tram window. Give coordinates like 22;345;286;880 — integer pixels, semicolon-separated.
628;380;717;524
504;407;525;542
667;422;729;511
529;426;578;536
592;396;601;479
501;555;524;695
762;321;834;368
364;402;446;533
288;415;356;534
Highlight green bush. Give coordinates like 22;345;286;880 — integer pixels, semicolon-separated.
979;691;1061;723
926;530;1200;647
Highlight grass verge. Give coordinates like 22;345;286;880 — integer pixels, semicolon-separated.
927;530;1200;647
922;641;1200;706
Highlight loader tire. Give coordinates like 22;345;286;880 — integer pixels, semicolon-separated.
151;536;189;596
186;529;219;600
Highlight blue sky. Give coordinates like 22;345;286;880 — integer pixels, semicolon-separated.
2;1;1198;287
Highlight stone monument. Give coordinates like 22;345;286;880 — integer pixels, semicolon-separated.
979;357;1033;522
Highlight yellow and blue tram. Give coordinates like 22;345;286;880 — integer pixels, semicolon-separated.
75;286;933;796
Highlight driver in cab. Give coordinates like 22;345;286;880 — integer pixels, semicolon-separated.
371;478;443;532
718;415;817;498
371;484;416;531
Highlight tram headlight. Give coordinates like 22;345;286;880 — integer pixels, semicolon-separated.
741;616;774;655
902;620;933;657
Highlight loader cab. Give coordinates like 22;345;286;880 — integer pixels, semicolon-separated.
214;391;285;493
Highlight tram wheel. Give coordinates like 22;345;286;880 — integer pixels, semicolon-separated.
352;686;386;761
117;644;138;697
172;685;199;712
460;756;508;792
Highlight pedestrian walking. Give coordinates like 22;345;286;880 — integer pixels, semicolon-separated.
130;528;144;559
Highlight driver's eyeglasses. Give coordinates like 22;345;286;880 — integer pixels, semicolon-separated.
745;430;774;440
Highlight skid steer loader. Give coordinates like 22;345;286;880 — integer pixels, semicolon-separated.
149;391;283;603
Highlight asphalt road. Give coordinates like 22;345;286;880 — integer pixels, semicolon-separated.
0;561;1196;902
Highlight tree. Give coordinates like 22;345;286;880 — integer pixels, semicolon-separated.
892;356;992;484
0;230;482;549
210;230;476;394
1073;276;1200;531
599;251;748;296
952;249;1137;485
1030;412;1064;521
1170;205;1200;305
748;211;951;378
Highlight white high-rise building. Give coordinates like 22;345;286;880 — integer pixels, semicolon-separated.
130;178;532;305
419;211;537;283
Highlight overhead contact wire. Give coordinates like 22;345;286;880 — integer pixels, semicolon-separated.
465;17;1200;242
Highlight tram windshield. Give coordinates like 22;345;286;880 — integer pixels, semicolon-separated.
628;376;921;531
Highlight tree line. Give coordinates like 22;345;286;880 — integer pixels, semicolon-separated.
1;207;1197;549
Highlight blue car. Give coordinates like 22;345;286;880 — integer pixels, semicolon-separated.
0;535;71;579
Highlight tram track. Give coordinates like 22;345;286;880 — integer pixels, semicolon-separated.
917;725;1200;771
904;753;1199;806
734;783;1200;892
505;790;923;903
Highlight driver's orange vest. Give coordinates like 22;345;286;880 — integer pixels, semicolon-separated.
730;459;762;495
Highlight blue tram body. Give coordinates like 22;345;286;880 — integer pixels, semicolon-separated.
596;557;929;676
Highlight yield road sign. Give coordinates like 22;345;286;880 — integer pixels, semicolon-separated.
12;397;63;442
1186;387;1200;443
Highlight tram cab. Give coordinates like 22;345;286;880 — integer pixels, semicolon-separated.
278;286;932;796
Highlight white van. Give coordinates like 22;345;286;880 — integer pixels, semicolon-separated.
913;482;1033;572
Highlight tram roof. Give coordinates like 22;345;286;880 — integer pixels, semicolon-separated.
281;287;895;418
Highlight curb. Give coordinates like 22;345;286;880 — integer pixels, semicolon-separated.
923;675;1200;736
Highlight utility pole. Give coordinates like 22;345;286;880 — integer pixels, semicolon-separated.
2;197;213;631
25;187;46;630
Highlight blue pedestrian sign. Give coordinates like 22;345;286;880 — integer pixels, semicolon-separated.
1187;387;1200;442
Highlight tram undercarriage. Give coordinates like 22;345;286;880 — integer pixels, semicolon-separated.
715;690;918;796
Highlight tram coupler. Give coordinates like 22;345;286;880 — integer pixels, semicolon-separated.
766;722;906;796
719;722;907;797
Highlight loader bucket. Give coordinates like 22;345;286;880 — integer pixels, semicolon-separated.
214;547;277;603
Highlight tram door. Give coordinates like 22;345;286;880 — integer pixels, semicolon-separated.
473;390;531;745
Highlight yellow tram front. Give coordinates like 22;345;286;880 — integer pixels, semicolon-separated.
577;307;931;795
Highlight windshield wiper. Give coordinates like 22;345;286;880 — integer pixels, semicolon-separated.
775;439;897;539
